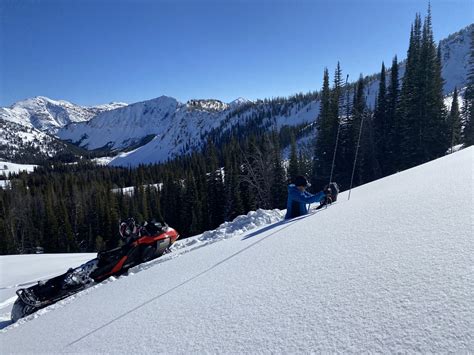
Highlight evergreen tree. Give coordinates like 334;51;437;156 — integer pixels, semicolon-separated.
312;66;342;190
399;9;448;169
288;134;299;181
420;6;449;159
462;27;474;146
386;56;401;173
205;141;224;229
270;132;287;209
398;14;422;168
223;146;244;221
181;173;202;237
330;62;344;124
373;62;387;177
298;151;312;179
447;87;462;151
348;75;369;187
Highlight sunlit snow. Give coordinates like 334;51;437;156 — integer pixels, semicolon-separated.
0;147;472;352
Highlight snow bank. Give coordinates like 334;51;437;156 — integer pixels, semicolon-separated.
172;208;284;251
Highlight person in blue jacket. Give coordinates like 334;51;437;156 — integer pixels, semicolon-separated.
285;176;327;219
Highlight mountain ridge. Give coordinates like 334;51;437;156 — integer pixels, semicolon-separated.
1;24;472;165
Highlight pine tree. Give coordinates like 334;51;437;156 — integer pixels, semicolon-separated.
348;75;368;187
270;132;287;209
298;151;312;179
447;87;462;151
399;9;448;169
312;65;342;190
223;148;244;221
386;56;401;173
288;134;299;181
420;6;449;159
181;173;202;237
205;141;224;229
312;68;331;188
462;26;474;146
373;62;387;177
399;14;423;168
330;62;344;124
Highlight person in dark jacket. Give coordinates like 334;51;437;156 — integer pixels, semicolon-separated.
284;176;326;219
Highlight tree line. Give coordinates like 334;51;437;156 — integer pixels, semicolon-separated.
0;132;291;254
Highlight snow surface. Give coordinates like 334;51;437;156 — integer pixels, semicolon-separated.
0;147;472;352
0;161;37;176
0;161;37;189
0;254;95;327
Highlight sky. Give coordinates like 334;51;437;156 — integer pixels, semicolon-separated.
0;0;472;107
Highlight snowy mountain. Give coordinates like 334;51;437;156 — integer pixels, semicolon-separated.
59;24;473;166
0;24;472;165
439;26;473;94
0;147;472;352
0;96;127;133
0;97;127;162
106;96;317;166
187;98;230;111
0;119;70;162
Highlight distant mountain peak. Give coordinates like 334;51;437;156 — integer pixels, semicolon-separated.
186;99;229;112
1;96;128;134
229;97;251;107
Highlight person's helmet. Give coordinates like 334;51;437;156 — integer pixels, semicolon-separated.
293;175;310;187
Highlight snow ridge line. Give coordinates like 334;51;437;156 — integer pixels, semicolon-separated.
65;216;303;349
171;208;284;250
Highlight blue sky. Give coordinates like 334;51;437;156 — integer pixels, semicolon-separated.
0;0;472;107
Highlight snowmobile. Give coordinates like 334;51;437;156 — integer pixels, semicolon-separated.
11;219;179;323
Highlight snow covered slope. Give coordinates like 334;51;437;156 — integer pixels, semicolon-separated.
0;161;37;177
0;147;472;352
439;25;473;94
0;119;69;161
106;97;317;166
0;254;95;323
0;96;126;133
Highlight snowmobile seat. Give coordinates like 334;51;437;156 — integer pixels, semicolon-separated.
142;221;166;236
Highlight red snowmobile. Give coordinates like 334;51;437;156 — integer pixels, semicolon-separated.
11;219;179;322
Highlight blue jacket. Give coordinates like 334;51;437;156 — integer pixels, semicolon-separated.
284;184;325;219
